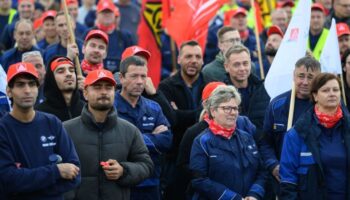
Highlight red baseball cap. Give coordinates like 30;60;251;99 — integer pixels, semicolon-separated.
18;0;35;5
84;69;116;87
42;10;57;22
311;3;326;15
50;57;74;72
267;25;284;37
276;0;295;8
33;18;42;31
202;82;226;101
224;8;247;25
121;46;151;61
66;0;78;6
336;23;350;37
85;29;109;45
7;62;38;83
97;0;116;13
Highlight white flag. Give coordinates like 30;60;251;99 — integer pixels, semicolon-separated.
319;18;342;74
0;65;11;112
264;0;312;100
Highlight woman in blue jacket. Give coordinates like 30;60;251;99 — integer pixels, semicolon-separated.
190;85;267;200
280;73;350;200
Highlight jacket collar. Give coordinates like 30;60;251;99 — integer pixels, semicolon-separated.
81;105;118;131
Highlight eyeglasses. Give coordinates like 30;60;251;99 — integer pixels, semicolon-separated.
221;38;241;44
217;106;239;114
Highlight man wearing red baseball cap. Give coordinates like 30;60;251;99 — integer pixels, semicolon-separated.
36;56;85;122
0;62;81;199
64;0;88;41
337;23;350;56
308;3;329;60
37;10;59;50
63;69;153;200
81;29;109;74
87;0;134;73
255;25;283;79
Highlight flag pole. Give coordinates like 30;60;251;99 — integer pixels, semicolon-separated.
287;82;296;130
340;73;347;106
250;0;265;80
170;37;177;74
61;0;82;76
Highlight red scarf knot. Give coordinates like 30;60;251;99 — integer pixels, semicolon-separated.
96;23;116;34
314;105;343;128
81;59;104;74
208;119;236;139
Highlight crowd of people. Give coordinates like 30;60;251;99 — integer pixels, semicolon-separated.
1;0;350;200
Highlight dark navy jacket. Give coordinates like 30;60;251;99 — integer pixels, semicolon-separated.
280;107;350;200
37;39;51;50
43;40;84;65
114;92;172;187
1;46;42;72
0;91;10;119
0;111;81;199
260;91;313;172
190;128;267;200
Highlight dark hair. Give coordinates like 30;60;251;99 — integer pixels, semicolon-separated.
224;44;250;61
179;40;200;55
8;74;39;88
119;55;146;76
217;26;237;40
295;56;321;72
310;73;341;103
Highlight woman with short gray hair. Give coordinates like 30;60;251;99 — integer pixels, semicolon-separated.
190;85;267;200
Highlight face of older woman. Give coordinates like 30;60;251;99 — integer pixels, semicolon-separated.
211;98;239;129
313;79;341;112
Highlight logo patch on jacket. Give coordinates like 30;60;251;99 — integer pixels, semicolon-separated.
41;135;56;147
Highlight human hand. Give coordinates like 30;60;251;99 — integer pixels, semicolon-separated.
245;197;257;200
77;75;85;91
144;77;156;95
152;125;168;134
57;163;80;180
272;165;280;182
102;159;124;180
170;101;178;110
66;43;79;60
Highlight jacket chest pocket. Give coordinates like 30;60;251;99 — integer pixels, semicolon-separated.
297;152;315;191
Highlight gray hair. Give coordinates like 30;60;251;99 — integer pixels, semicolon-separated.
204;85;241;118
22;51;42;61
14;19;33;32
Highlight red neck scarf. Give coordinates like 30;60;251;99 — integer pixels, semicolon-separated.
239;30;249;41
208;119;236;139
203;113;210;123
96;23;115;34
81;59;104;74
314;105;343;128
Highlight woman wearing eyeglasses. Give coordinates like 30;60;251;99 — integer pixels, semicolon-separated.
189;85;267;200
280;73;350;200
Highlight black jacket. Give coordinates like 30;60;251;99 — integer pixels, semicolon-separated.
158;72;207;155
225;74;270;141
280;107;350;200
35;58;85;122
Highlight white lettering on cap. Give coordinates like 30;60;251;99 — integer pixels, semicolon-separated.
17;64;27;72
98;71;107;78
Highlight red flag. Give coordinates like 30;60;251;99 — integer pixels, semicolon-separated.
165;0;227;51
138;0;162;87
162;0;171;28
253;1;264;34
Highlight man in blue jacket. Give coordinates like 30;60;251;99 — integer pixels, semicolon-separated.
0;62;81;199
115;55;172;200
259;56;321;197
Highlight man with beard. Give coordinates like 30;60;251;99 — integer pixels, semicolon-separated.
307;3;329;60
255;25;283;79
336;22;350;57
63;69;153;200
259;56;321;198
224;44;270;141
1;19;41;72
115;56;172;200
0;62;81;199
36;56;85;122
202;26;241;82
158;40;208;200
81;29;108;74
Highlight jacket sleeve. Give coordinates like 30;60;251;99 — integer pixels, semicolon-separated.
259;103;279;172
279;128;300;200
142;105;172;154
117;129;154;186
190;137;243;200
